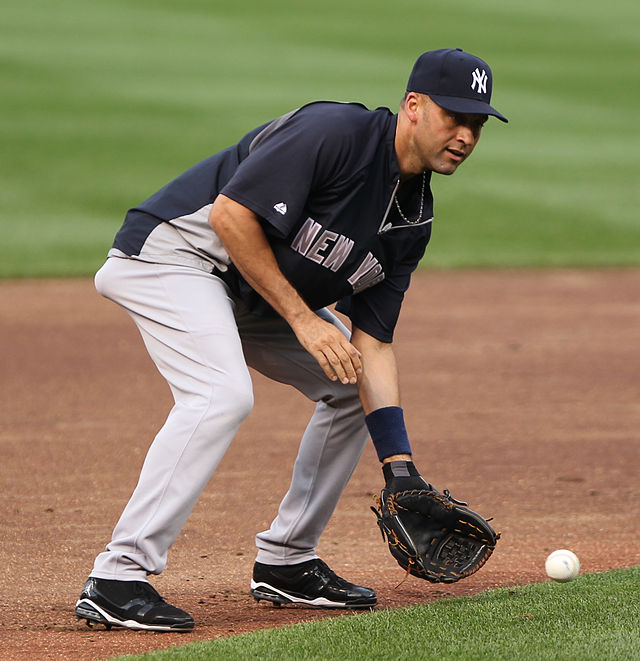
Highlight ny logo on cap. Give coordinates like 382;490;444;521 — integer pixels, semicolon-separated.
471;67;488;94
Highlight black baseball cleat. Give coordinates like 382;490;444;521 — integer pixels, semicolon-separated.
250;558;377;609
75;577;195;632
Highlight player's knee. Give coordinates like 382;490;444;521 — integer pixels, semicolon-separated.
215;381;254;425
234;387;255;422
322;380;360;407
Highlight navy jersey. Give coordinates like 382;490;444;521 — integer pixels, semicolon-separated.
110;102;433;342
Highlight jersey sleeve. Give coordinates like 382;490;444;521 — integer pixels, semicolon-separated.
220;105;350;237
336;227;431;343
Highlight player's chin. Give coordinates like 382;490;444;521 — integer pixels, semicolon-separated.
433;161;462;176
431;153;466;175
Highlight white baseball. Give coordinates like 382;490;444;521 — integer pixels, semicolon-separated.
545;549;580;582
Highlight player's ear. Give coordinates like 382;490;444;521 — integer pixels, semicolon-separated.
403;92;423;124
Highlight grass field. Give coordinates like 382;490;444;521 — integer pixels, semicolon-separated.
2;0;639;276
112;568;640;660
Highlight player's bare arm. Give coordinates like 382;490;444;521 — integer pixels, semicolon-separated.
209;194;362;385
351;326;400;413
352;325;430;490
351;327;412;465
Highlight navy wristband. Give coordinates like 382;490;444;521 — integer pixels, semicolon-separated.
365;406;412;462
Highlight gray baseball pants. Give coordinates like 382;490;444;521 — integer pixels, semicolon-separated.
90;257;369;581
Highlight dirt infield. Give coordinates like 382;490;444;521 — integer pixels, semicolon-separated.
1;269;639;660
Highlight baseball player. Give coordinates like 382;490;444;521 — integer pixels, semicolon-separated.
75;48;507;632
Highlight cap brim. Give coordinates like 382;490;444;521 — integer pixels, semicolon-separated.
430;94;508;123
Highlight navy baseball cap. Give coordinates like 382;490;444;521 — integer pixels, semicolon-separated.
407;48;508;122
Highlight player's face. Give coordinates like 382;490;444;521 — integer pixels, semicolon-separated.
413;97;486;175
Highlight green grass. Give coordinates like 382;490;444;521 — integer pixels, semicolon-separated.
112;567;640;661
2;0;640;277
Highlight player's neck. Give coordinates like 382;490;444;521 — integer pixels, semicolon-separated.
394;114;425;182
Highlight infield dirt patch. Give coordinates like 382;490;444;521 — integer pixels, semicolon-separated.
1;269;639;660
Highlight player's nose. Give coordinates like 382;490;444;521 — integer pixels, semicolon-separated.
456;124;476;145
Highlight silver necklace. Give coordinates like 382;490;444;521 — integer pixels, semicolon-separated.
394;171;426;224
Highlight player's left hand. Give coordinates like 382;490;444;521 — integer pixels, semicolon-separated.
371;485;499;583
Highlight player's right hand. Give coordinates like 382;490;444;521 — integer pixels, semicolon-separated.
293;315;362;385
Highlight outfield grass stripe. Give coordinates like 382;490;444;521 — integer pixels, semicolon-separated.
2;0;639;276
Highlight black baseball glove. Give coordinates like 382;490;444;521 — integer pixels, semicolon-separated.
372;486;499;583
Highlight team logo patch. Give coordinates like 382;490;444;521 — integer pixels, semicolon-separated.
471;68;488;94
274;202;288;215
